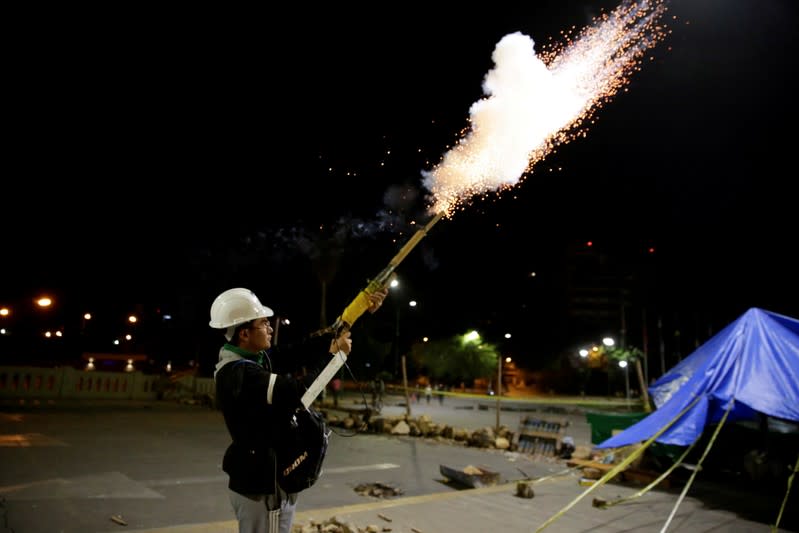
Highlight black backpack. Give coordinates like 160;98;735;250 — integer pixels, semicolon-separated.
273;406;329;493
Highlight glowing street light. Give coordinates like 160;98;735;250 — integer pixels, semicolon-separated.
619;359;630;401
464;330;481;343
390;278;402;374
389;278;420;376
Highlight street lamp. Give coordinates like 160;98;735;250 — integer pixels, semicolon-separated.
272;317;290;346
390;279;418;377
390;279;401;376
602;336;632;402
0;307;9;337
618;359;631;402
495;356;513;432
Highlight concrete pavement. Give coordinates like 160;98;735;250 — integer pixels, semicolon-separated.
124;474;797;533
128;394;798;532
1;397;796;532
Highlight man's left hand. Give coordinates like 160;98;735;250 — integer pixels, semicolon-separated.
368;287;389;314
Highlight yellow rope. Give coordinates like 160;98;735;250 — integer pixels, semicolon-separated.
534;393;703;533
772;451;799;532
659;398;734;533
596;439;698;509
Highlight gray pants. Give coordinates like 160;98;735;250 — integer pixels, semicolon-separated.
228;488;298;533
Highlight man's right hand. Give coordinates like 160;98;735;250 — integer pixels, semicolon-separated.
330;329;352;355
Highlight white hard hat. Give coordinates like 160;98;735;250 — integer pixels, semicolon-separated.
209;288;274;330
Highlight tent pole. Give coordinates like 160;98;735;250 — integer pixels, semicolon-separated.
596;440;698;509
773;452;799;532
534;393;703;533
635;358;651;412
659;399;735;533
657;313;666;376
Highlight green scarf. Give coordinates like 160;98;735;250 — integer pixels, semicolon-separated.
223;343;266;367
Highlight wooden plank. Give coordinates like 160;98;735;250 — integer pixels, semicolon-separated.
439;464;500;488
566;458;670;488
566;458;620;472
518;429;564;439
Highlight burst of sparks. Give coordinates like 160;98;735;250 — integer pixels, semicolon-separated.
422;0;670;217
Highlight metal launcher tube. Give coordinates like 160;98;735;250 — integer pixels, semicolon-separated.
303;211;445;407
334;210;445;332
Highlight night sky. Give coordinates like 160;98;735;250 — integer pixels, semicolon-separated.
3;1;797;372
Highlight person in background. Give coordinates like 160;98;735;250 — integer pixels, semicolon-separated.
211;287;387;533
331;376;342;407
370;378;378;408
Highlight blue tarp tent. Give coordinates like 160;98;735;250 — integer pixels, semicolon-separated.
597;307;799;448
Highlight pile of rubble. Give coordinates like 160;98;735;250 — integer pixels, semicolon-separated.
322;410;515;451
291;515;394;533
353;482;403;498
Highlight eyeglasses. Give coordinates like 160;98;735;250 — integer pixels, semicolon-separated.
249;319;272;331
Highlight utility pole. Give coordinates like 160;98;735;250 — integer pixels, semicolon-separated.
394;304;400;377
623;362;631;405
658;313;666;376
496;356;502;433
620;307;626;349
401;355;411;417
641;307;649;386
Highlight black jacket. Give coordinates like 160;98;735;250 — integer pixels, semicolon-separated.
214;335;330;495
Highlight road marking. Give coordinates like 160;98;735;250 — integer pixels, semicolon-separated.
324;463;399;474
0;471;163;499
138;463;400;488
119;482;533;533
143;475;226;487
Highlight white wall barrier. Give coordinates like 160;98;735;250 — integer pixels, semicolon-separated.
0;366;159;401
172;374;215;398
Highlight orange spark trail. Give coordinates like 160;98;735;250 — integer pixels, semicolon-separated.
422;0;670;217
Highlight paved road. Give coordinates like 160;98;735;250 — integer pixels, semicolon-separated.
0;398;795;532
367;391;595;447
0;397;572;532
